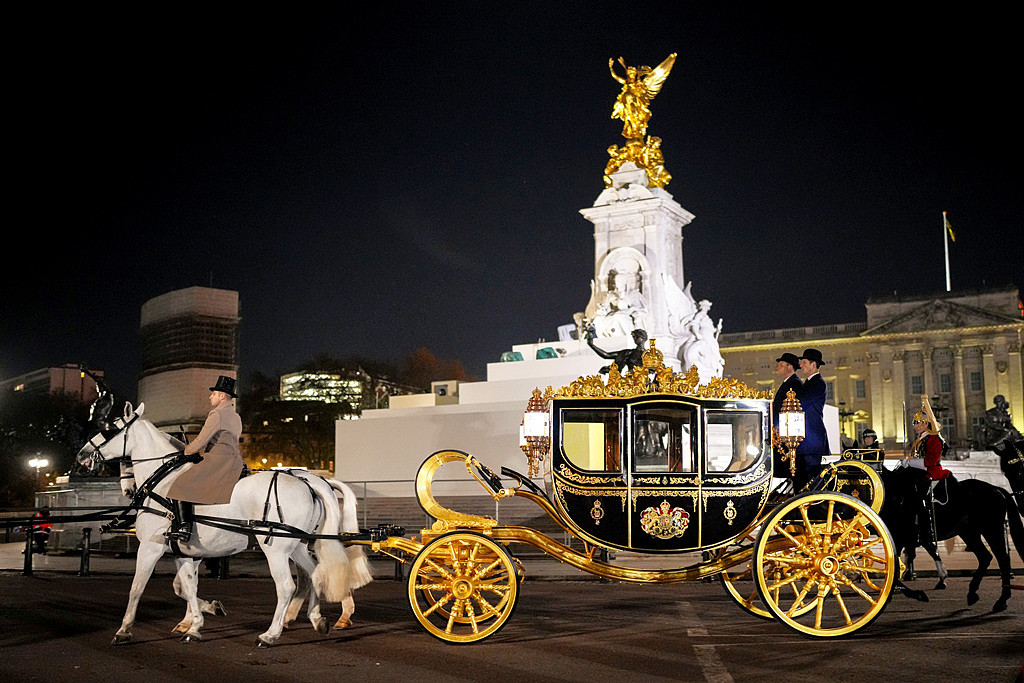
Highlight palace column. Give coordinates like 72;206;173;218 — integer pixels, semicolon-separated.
922;347;936;397
951;345;969;443
1008;340;1024;431
982;343;998;404
892;349;907;444
868;351;885;441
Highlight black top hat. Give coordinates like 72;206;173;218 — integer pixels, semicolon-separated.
775;352;800;370
799;348;827;366
209;375;238;398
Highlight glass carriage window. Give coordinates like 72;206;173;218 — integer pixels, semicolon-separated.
561;409;621;472
705;411;762;473
631;407;694;473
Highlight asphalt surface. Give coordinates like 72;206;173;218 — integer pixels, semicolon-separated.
2;564;1022;682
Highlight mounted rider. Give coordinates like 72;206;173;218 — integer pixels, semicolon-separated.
165;375;245;541
895;395;954;544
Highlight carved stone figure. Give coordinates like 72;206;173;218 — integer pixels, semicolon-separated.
677;300;725;383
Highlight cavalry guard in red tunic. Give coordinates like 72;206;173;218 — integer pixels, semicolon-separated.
896;396;954;544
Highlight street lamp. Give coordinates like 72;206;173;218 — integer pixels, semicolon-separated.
27;456;49;491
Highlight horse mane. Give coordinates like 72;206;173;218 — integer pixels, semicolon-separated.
137;417;185;455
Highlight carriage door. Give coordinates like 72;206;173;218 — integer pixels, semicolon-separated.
628;401;700;551
700;409;772;547
554;406;629;549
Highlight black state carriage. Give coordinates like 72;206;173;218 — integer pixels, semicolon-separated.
358;342;896;643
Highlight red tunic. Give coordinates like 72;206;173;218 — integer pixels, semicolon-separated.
916;433;950;480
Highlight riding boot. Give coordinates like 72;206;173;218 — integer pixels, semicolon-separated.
919;488;937;546
168;500;194;542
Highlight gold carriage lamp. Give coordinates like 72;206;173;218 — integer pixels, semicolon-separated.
520;387;551;478
777;389;805;478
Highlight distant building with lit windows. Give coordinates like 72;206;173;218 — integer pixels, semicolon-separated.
719;286;1024;450
279;370;420;417
0;364;102;406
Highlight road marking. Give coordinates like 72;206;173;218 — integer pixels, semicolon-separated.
677;600;735;682
693;644;735;683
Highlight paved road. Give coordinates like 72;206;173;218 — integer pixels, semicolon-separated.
2;570;1021;683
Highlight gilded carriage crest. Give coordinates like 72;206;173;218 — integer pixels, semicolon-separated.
639;500;690;539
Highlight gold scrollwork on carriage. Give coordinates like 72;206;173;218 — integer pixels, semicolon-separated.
550;341;772;401
554;480;628;511
558;463;620;485
703;463;767;486
631;488;699;510
639;500;691;539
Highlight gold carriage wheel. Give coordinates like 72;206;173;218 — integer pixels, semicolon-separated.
718;534;816;621
823;460;885;512
752;491;896;638
407;531;519;644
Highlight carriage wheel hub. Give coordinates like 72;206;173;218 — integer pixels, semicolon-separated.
816;555;840;576
452;579;474;599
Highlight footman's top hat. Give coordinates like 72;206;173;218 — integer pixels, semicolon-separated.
775;352;800;370
799;348;827;366
210;375;237;398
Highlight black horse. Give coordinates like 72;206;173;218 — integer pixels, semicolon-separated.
879;466;1024;612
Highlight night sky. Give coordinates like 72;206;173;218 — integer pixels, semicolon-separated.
4;4;1021;401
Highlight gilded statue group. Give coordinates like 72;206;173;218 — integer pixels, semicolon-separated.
605;53;677;189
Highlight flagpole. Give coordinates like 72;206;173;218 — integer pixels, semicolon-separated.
943;211;951;292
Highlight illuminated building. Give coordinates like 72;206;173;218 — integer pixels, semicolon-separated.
279;370;419;417
718;286;1024;449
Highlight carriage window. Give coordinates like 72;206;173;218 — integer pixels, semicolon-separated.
632;407;694;473
561;409;621;472
706;411;763;473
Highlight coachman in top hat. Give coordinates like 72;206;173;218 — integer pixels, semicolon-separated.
165;375;244;541
794;348;830;489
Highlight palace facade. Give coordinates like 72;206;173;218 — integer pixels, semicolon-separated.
718;287;1024;450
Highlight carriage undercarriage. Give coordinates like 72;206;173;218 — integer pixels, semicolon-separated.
350;449;896;643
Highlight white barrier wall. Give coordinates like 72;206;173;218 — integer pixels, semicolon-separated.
335;399;533;497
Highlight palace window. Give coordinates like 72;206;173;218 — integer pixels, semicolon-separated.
910;375;923;395
939;374;952;393
970;371;983;392
855;379;866;399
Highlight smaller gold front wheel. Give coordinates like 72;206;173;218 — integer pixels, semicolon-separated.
407;531;519;644
753;491;895;638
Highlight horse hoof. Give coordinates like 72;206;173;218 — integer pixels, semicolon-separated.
111;633;132;646
256;636;275;648
993;601;1008;613
171;624;187;635
934;580;946;590
180;633;202;643
334;617;352;629
314;618;330;635
211;601;227;616
967;592;980;606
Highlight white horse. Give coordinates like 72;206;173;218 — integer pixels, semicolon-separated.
77;402;368;647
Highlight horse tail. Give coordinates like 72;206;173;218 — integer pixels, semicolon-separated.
999;487;1024;564
305;478;353;604
325;479;373;590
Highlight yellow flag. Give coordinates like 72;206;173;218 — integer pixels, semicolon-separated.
944;215;956;242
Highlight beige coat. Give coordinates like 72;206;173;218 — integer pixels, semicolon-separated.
166;401;244;504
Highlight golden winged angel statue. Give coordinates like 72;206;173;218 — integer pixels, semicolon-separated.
604;53;677;188
608;53;676;140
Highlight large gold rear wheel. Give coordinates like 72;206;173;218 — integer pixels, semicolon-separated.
407;531;519;644
753;491;895;637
